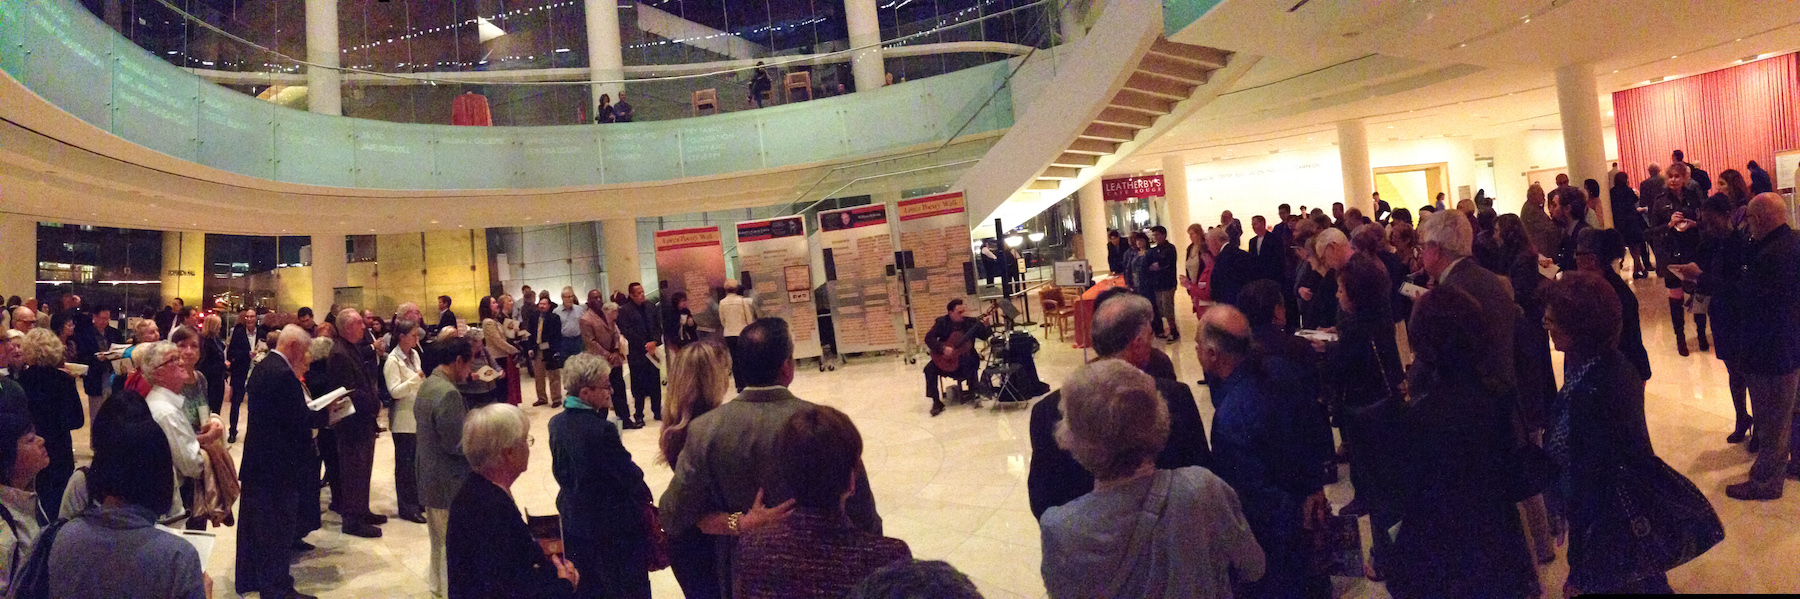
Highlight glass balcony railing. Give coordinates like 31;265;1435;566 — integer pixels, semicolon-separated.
2;0;1026;189
58;0;1059;127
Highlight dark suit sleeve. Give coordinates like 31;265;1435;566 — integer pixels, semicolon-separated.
1161;383;1212;470
1026;393;1089;519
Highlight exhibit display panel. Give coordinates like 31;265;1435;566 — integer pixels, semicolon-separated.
0;0;1016;190
818;204;903;355
734;216;823;360
896;192;973;346
653;226;727;313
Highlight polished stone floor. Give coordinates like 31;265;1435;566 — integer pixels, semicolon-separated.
68;275;1800;597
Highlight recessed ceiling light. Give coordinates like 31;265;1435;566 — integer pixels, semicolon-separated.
1613;70;1620;73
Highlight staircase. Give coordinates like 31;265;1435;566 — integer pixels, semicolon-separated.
957;0;1253;229
1028;39;1229;192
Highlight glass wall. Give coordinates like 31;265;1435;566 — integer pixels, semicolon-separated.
70;0;1056;126
35;223;165;318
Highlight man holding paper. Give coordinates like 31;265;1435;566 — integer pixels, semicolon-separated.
237;325;338;599
317;310;385;538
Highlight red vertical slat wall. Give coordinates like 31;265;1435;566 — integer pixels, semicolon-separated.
1613;53;1800;186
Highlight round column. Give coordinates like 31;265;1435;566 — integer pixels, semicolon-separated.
310;234;347;315
845;0;885;93
1556;63;1612;227
1078;180;1109;274
585;0;626;110
1161;153;1191;256
0;215;36;301
602;219;640;295
305;0;342;116
1337;119;1374;214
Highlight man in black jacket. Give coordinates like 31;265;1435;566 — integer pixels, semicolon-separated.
524;296;562;407
922;299;992;417
1708;194;1800;500
615;283;662;428
1026;293;1209;518
1147;225;1180;339
1209;227;1253;308
318;310;385;538
433;295;457;338
1749;160;1774;195
224;308;257;443
236;325;335;599
75;307;123;416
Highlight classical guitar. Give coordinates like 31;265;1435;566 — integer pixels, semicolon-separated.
931;329;977;371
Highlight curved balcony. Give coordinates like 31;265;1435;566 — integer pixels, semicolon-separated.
0;0;1015;191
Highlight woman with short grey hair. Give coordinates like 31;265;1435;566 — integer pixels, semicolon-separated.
1040;359;1263;599
448;402;579;597
552;352;654;597
138;341;214;524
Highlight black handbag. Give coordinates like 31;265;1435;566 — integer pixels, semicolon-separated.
1575;457;1724;588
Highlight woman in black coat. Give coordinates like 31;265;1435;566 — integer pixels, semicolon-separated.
1387;287;1539;599
197;315;229;416
1321;254;1404;569
1688;195;1752;443
550;354;653;599
1543;273;1691;595
1611;172;1650;279
16;330;82;518
1576;229;1652;381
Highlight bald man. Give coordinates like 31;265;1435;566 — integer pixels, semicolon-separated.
1198;304;1334;598
319;309;385;535
1692;193;1800;501
9;306;35;334
236;325;336;598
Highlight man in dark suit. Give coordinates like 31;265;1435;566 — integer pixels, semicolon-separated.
433;295;457;337
1209;226;1253;308
1220;210;1244;250
615;284;660;426
236;325;334;599
1246;215;1284;285
1147;226;1180;339
922;299;992;417
1418;210;1518;392
75;307;122;415
1554;190;1592;273
225;308;257;443
1026;293;1210;518
316;310;385;538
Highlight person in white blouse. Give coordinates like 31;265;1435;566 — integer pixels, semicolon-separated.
384;320;429;524
138;341;222;525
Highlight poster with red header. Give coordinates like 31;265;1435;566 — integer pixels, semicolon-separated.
817;204;903;354
653;227;726;316
734;216;822;360
897;192;973;346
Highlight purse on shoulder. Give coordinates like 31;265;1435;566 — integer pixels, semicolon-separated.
1576;456;1724;588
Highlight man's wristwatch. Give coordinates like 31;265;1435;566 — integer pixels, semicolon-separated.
727;511;744;534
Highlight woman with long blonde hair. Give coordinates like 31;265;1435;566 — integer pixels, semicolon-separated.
657;339;733;599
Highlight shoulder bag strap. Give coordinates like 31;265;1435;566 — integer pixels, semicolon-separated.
1102;471;1174;597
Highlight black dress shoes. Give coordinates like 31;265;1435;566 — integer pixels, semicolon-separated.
362;514;389;525
398;511;428;524
342;522;383;538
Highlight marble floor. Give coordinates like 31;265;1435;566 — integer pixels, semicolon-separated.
67;275;1800;597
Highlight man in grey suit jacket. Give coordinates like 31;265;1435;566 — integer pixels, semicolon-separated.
414;336;478;597
659;317;881;591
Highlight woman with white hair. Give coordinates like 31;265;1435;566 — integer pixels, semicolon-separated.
384;319;428;524
551;353;653;598
138;341;217;524
1039;359;1263;599
448;402;579;597
15;328;78;519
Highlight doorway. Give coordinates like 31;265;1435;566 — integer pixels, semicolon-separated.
1374;162;1450;213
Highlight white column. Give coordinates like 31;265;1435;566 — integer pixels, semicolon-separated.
585;0;625;110
844;0;884;93
1059;0;1084;45
1162;155;1192;278
1556;63;1612;228
1078;180;1109;274
310;234;347;315
1337;119;1374;214
602;219;640;295
305;0;342;116
0;215;35;300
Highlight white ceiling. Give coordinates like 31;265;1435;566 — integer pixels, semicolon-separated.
1130;0;1800;174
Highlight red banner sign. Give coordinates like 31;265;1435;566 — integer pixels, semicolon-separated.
1101;175;1165;202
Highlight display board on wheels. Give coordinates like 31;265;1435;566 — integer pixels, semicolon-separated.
818;204;903;354
897;192;974;346
653;227;726;311
735;216;823;360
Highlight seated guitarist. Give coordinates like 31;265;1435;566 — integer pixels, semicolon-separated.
924;299;993;416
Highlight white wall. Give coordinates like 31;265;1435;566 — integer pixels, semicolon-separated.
1180;136;1478;225
1483;126;1619;217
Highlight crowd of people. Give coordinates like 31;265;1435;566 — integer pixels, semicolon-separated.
0;148;1788;597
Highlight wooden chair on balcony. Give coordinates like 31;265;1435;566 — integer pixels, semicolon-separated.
785;71;812;103
692;89;719;116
